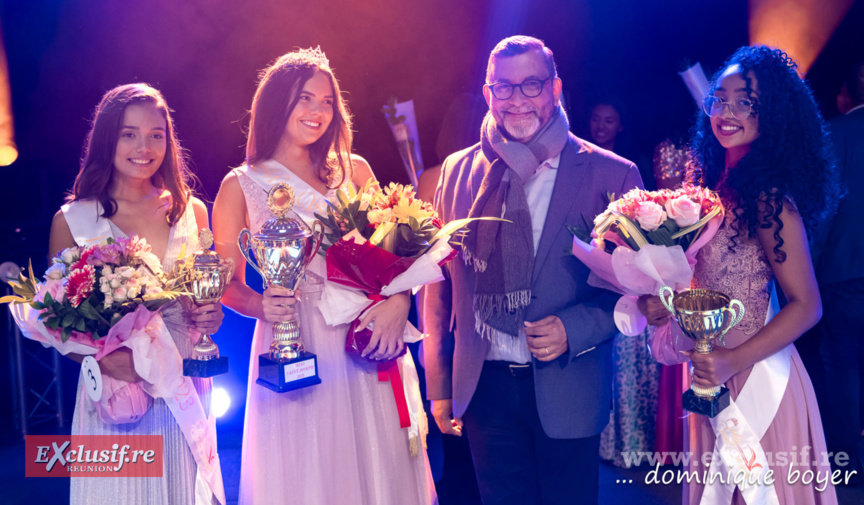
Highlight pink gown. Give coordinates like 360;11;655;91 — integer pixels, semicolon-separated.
235;166;436;505
680;208;838;504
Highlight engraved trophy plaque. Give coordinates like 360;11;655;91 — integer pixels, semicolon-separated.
659;286;745;418
239;183;324;392
183;228;233;377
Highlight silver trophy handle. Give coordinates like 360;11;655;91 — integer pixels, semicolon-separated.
223;257;236;281
659;285;676;315
238;229;266;287
309;220;325;260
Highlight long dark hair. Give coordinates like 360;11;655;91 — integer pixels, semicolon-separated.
246;48;353;188
69;83;192;225
689;46;842;262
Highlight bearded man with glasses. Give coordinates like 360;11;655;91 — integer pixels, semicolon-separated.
423;35;643;504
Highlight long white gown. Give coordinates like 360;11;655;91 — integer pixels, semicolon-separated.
235;162;436;505
67;200;218;505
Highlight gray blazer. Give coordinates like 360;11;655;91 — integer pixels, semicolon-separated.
424;133;644;439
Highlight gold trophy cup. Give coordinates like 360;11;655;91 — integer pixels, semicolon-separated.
238;183;324;393
183;228;234;377
659;286;745;418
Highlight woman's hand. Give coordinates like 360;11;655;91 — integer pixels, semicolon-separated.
638;295;671;326
98;348;143;383
357;292;410;360
261;286;301;324
190;303;224;335
683;346;743;389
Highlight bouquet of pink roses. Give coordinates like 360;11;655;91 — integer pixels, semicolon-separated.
571;184;724;337
2;236;188;423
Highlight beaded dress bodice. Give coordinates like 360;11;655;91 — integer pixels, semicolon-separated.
692;204;774;340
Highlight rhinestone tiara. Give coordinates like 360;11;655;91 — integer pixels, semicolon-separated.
296;46;330;69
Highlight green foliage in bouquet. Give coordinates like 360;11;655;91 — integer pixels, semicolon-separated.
591;186;724;252
315;178;499;258
0;236;188;342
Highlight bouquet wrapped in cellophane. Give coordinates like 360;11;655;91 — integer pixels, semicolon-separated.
2;236;188;424
571;184;725;342
314;180;481;454
314;180;473;354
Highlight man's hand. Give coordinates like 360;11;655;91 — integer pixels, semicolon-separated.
525;315;569;361
432;399;463;436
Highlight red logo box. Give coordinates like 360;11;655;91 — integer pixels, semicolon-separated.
25;435;163;477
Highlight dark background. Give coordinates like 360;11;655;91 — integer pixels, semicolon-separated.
1;0;863;435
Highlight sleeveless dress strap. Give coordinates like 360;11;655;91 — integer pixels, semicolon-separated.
61;200;113;246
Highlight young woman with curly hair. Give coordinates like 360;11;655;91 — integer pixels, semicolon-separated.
641;45;841;504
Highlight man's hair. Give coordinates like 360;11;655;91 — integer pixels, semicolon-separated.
844;60;864;106
486;35;557;82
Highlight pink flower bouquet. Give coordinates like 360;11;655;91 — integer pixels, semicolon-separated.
2;236;187;424
571;184;725;340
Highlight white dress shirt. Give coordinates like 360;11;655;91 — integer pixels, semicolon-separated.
485;153;561;364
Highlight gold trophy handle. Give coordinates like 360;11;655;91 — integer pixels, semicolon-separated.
659;285;676;315
238;229;266;288
719;299;746;340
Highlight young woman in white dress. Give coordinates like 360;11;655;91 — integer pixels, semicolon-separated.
213;48;436;505
48;83;225;505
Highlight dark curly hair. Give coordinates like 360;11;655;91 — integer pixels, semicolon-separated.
688;45;842;263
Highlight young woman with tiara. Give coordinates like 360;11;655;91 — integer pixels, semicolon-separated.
641;45;842;504
48;83;226;504
212;48;436;505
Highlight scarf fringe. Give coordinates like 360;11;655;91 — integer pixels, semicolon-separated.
461;248;488;273
475;319;528;344
474;290;531;321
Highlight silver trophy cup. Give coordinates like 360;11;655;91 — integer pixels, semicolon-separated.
183;228;234;377
238;183;324;392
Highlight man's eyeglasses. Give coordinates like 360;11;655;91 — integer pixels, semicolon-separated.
702;96;756;120
485;77;552;100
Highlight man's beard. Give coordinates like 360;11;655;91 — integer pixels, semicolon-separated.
501;109;541;140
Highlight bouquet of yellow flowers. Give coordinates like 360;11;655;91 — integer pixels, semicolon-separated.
316;180;467;258
314;180;467;356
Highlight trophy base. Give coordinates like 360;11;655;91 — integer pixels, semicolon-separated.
683;387;730;418
256;351;321;393
183;356;229;377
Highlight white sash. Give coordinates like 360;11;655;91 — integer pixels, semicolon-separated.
242;161;428;454
239;160;333;277
701;287;787;505
61;200;226;505
61;200;112;246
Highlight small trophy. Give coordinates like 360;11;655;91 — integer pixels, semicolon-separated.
183;229;234;377
239;183;324;393
659;286;745;418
